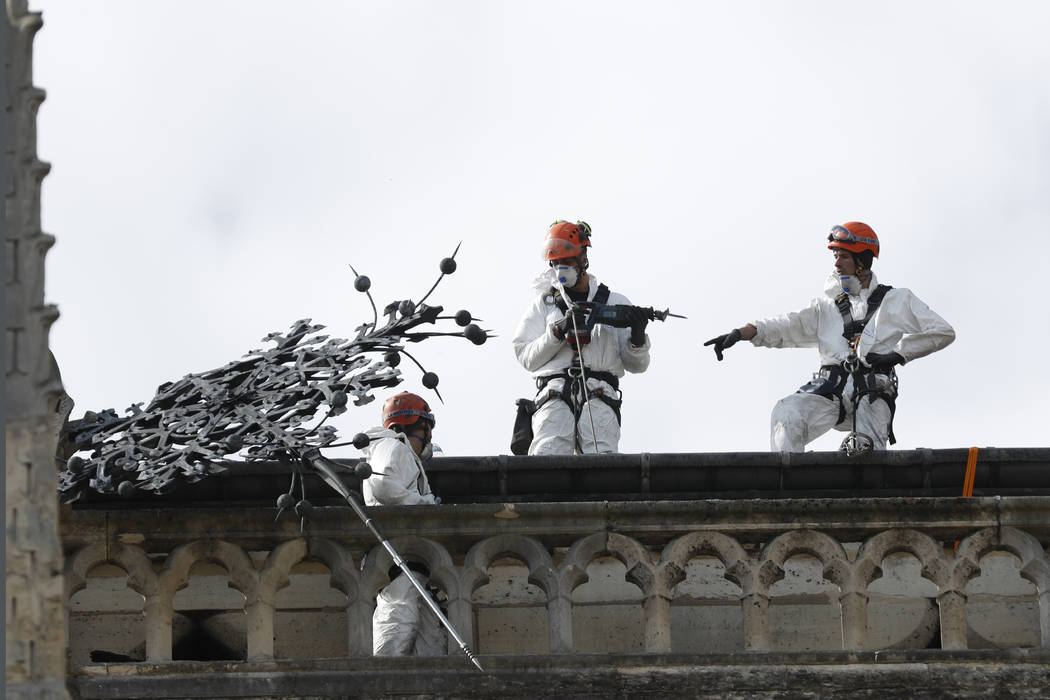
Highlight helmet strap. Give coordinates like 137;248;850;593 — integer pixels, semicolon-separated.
406;426;431;456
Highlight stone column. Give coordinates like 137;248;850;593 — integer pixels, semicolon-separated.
347;598;372;656
547;593;573;653
142;595;174;662
245;598;276;661
839;590;869;651
937;589;968;650
642;594;672;653
741;593;771;651
1038;589;1049;649
446;594;474;653
5;1;71;698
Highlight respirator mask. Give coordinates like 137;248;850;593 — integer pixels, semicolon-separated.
838;274;863;296
553;264;578;288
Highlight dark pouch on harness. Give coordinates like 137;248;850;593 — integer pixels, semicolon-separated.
511;398;537;455
797;365;848;401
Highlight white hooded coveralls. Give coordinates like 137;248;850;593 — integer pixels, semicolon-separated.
752;273;955;452
360;427;445;656
512;272;651;454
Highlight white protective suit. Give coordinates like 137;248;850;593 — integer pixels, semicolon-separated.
512;271;651;454
752;272;955;452
360;427;444;656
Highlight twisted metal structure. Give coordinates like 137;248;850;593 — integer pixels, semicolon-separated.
59;243;486;500
56;244;489;670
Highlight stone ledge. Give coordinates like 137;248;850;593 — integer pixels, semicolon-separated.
61;496;1050;551
69;650;1050;699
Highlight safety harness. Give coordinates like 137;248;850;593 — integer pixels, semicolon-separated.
536;283;624;451
836;284;892;344
799;284;898;445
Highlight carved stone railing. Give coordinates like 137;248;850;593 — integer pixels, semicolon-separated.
61;496;1050;664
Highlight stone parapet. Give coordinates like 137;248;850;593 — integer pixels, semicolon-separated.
62;496;1050;669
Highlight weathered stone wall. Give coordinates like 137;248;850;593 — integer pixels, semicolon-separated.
60;499;1050;666
4;1;70;697
67;549;1042;666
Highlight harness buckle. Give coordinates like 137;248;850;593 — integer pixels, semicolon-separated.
842;355;860;374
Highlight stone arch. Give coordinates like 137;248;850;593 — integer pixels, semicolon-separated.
759;530;854;651
257;539;308;606
305;538;367;657
359;537;459;655
657;531;752;653
360;537;457;599
954;527;1049;592
64;542;157;664
853;529;950;589
156;539;260;660
158;539;258;600
463;535;554;655
65;542;158;601
307;537;361;603
955;526;1050;648
462;535;556;599
557;532;653;654
660;531;760;597
760;530;851;591
558;532;654;596
856;529;959;649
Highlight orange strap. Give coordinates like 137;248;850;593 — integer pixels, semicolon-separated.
962;446;979;498
954;447;979;553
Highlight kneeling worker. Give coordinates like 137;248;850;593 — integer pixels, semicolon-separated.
704;222;955;453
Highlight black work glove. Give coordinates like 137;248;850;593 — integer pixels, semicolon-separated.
864;351;905;371
703;328;741;361
625;306;649;346
551;308;582;340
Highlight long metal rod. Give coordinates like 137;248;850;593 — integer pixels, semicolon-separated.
552;280;601;454
301;449;484;671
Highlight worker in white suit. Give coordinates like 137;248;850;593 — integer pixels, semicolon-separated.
704;222;955;453
512;220;651;454
360;391;445;656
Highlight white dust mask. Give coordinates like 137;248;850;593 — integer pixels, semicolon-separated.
838;274;863;296
553;264;578;288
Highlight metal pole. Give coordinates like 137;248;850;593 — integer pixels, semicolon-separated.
302;449;484;671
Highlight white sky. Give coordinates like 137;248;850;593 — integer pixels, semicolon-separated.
34;1;1050;458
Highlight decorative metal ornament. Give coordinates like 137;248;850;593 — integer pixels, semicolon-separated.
56;244;491;671
59;243;488;501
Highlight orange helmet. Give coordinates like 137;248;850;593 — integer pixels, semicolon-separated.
381;392;435;429
543;220;592;261
827;222;879;258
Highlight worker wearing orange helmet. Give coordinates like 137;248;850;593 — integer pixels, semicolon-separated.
704;222;955;453
359;392;445;656
512;220;651;454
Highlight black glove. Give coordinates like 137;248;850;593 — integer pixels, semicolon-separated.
864;351;905;371
703;328;741;361
551;308;582;340
625;306;649;346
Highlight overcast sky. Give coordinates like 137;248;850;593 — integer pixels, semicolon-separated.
34;1;1050;459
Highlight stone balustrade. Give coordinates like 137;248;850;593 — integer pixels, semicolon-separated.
61;496;1050;666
